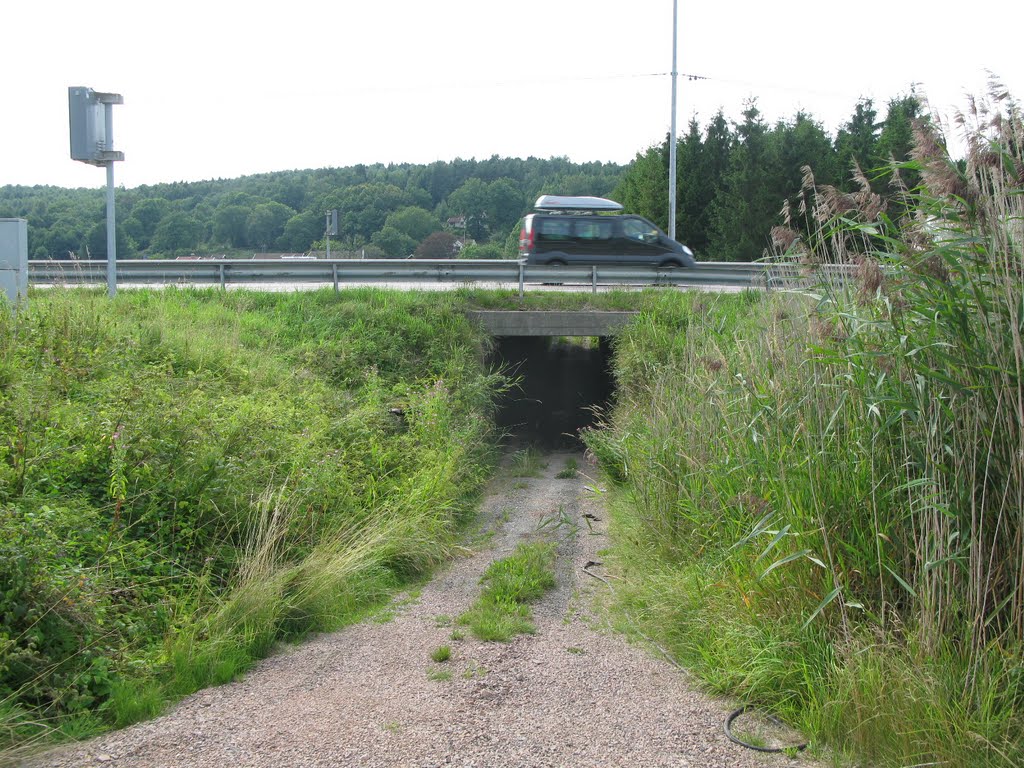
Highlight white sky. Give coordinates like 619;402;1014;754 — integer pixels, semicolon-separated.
3;0;1022;190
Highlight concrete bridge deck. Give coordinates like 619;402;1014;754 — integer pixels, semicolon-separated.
467;310;638;337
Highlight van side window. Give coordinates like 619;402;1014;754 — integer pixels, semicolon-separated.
536;218;572;242
575;219;613;241
622;218;657;241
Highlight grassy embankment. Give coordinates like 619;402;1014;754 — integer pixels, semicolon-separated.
585;94;1023;765
0;287;500;757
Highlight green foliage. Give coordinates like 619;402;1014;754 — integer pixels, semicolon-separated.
0;287;499;752
0;157;623;260
430;645;451;663
586;87;1024;766
615;93;921;261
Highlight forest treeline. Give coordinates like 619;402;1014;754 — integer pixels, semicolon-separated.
0;158;623;261
615;94;922;260
0;94;921;262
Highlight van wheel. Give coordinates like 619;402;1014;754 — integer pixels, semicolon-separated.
659;259;682;269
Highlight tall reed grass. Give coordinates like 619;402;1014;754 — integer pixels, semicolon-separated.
587;84;1023;766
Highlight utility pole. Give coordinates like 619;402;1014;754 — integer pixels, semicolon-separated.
668;0;678;241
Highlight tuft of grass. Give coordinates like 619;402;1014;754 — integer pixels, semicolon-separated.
509;448;547;478
430;645;452;663
555;458;579;479
457;542;557;642
426;669;452;682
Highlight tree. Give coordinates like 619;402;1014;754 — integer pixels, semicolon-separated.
150;212;201;255
86;221;135;258
876;93;924;192
122;197;170;251
834;98;881;188
383;206;439;242
414;231;459;259
280;211;323;252
678;113;733;254
614;139;669;229
372;226;417;258
325;183;411;244
708;102;780;261
447;179;490;240
213;205;250;248
485;178;526;236
245;202;296;250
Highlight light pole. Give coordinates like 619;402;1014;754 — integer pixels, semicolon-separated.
668;0;678;241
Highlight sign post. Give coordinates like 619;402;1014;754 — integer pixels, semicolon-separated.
69;87;124;297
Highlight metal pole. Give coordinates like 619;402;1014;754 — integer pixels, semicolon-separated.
104;102;117;297
668;0;678;241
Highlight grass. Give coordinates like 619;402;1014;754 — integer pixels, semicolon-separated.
555;458;579;479
430;645;452;663
584;88;1024;767
457;542;557;642
509;447;547;478
0;287;500;757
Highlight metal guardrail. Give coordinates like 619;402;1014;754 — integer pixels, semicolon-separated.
27;258;847;293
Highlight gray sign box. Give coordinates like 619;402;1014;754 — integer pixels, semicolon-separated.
69;87;105;163
69;87;124;165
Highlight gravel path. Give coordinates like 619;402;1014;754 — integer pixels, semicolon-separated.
26;451;820;768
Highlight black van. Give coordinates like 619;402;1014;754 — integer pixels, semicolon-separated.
518;195;696;268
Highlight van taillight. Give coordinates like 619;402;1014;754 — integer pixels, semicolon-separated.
519;227;533;252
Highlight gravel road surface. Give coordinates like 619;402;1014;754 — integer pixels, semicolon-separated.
25;451;820;768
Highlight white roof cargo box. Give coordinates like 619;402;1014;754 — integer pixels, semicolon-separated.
534;195;624;212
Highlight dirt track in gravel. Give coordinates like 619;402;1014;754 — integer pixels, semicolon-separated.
25;450;819;768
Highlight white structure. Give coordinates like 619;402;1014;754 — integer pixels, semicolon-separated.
0;218;28;308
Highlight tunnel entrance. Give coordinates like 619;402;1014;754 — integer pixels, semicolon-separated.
490;336;615;448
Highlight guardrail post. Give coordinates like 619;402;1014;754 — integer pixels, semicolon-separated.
332;263;339;293
219;263;225;290
591;266;597;295
518;261;524;300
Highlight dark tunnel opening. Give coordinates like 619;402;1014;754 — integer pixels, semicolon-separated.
490;336;616;449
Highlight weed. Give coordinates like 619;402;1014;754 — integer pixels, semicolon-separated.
426;669;452;682
555;458;579;479
457;542;557;642
430;645;452;663
509;448;547;478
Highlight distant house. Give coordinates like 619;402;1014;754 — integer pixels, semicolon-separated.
251;253;316;260
446;215;466;230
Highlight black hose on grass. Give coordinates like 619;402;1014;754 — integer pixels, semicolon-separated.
581;560;809;755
